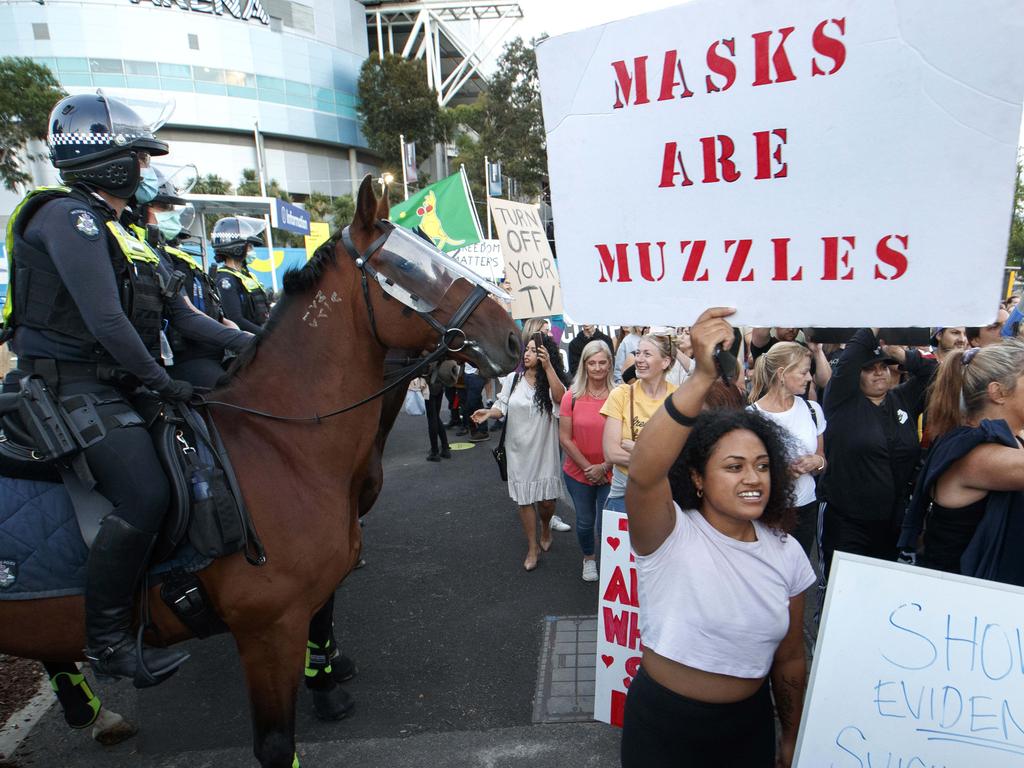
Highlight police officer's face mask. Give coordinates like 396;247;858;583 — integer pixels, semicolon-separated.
244;245;255;265
155;209;183;240
135;166;160;204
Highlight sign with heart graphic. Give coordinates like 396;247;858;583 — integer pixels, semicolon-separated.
595;507;642;727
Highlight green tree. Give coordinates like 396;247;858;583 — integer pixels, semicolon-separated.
237;168;290;201
191;173;233;195
357;53;443;172
448;38;546;202
329;195;355;228
1010;160;1024;268
0;57;65;191
304;190;332;222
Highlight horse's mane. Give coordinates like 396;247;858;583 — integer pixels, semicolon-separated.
223;231;343;380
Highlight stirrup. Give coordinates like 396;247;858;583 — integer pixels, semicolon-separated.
133;626;190;689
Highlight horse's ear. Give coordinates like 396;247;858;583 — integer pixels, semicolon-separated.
376;181;390;221
354;175;378;229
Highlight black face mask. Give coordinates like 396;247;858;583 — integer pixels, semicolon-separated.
61;153;142;200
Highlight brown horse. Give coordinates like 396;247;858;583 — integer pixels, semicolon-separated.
0;176;521;767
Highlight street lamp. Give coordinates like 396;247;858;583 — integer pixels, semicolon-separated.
380;172;394;191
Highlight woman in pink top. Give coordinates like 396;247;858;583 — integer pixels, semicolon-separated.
558;339;613;582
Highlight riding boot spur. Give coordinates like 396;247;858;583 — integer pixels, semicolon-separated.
305;636;356;721
84;514;190;687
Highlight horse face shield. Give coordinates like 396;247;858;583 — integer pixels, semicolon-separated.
369;223;510;313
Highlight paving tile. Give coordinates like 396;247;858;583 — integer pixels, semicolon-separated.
532;615;599;724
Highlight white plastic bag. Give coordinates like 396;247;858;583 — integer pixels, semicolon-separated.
403;389;426;417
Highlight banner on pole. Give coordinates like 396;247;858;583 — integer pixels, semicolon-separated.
595;508;640;728
390;172;483;253
487;160;503;197
404;141;418;184
536;0;1024;327
488;198;564;319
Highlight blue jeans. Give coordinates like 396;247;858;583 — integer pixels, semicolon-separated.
563;472;611;557
464;372;487;434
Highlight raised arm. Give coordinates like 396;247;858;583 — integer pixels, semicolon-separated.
625;308;736;555
890;346;937;417
822;328;878;416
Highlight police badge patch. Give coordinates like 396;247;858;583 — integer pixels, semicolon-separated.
70;209;101;240
0;559;17;589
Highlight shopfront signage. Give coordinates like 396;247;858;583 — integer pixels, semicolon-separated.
129;0;270;26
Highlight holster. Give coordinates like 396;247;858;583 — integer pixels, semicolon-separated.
16;375;78;462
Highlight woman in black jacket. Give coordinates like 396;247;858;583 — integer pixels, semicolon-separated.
818;328;936;579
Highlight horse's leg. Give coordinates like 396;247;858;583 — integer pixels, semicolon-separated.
303;594;355;721
236;619;308;768
42;661;137;744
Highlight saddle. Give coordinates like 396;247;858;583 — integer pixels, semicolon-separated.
0;382;264;637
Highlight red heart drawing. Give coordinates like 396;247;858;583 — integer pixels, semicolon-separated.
623;676;632;689
607;536;620;551
601;655;614;668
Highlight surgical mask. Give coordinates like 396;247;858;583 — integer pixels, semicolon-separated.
155;209;183;240
244;245;255;264
136;166;159;204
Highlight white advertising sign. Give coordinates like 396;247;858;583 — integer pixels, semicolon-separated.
488;198;564;320
796;553;1024;767
449;239;505;282
594;508;641;727
536;0;1024;327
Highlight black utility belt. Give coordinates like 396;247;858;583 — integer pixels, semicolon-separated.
18;358;140;389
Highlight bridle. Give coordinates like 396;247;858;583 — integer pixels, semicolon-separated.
201;222;491;423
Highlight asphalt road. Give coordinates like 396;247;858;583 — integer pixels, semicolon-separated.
7;411;621;768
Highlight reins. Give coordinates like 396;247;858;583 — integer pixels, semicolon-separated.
198;222;488;424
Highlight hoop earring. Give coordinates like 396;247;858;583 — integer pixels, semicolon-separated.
696;488;703;498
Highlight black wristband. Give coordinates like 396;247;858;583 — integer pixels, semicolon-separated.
663;395;698;427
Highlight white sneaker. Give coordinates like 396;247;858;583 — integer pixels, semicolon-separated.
582;559;598;582
550;515;571;532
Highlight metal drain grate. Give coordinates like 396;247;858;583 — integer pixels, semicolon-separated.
532;614;597;724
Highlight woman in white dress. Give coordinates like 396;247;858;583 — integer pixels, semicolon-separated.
473;334;567;571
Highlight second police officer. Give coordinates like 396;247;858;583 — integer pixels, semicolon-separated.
213;217;271;333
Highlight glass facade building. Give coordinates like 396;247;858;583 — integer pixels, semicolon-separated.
0;0;378;215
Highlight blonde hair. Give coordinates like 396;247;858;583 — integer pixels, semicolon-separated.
927;338;1024;437
748;342;811;403
521;318;549;340
570;340;613;398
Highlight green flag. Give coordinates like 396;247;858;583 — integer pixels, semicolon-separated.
389;170;483;253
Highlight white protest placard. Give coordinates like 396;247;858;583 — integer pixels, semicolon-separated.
594;508;641;727
536;0;1024;327
488;198;564;320
449;239;505;282
796;552;1024;767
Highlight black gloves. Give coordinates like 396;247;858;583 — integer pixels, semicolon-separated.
158;379;194;402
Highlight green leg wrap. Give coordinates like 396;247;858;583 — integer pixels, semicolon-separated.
50;670;101;729
293;752;301;768
304;638;333;679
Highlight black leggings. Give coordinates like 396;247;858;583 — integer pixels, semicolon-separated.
426;393;449;455
621;667;775;768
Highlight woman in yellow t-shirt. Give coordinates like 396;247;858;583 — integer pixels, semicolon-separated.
601;333;678;513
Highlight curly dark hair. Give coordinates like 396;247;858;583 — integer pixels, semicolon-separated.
667;409;797;533
525;334;568;417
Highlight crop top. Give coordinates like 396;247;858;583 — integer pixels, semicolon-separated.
634;503;817;679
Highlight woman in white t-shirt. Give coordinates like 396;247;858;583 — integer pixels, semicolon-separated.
622;307;816;768
748;341;827;556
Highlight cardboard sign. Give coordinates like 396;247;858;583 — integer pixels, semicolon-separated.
488;198;564;320
594;508;641;727
796;553;1024;767
536;0;1024;327
449;239;505;282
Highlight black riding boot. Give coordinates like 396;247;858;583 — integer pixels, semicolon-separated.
84;515;190;687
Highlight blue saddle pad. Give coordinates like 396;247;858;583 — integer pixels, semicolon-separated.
0;476;210;600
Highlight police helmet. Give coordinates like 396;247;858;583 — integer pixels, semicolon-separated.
212;216;266;262
150;167;186;206
49;92;171;198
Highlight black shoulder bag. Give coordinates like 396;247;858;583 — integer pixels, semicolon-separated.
492;373;520;481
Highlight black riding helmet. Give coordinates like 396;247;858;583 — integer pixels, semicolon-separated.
49;92;169;199
212;216;265;263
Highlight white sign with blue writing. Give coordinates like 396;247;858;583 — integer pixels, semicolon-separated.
796;552;1024;767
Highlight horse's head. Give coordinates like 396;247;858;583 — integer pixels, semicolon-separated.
342;176;521;377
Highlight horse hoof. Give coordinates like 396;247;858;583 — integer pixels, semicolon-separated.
312;685;354;722
91;708;138;745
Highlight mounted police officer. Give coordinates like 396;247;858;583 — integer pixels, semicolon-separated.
1;92;251;685
212;217;271;333
130;167;234;388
